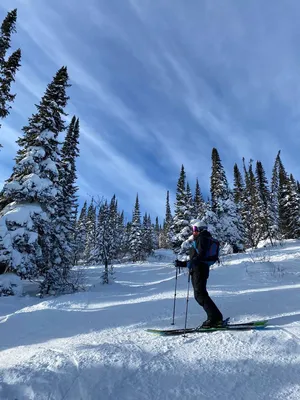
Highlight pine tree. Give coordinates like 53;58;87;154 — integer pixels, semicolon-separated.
0;67;71;292
277;159;300;238
270;151;281;238
153;216;160;249
297;180;300;196
217;192;244;249
84;199;97;265
160;191;172;248
142;213;153;257
0;9;21;142
242;159;265;248
95;199;114;283
194;178;205;219
117;210;126;259
210;148;229;212
129;194;143;261
255;161;275;244
59;116;80;268
123;221;132;257
74;201;87;265
171;165;191;253
288;174;300;237
110;195;119;259
233;164;244;204
209;148;243;246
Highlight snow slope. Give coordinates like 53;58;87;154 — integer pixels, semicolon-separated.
1;242;300;400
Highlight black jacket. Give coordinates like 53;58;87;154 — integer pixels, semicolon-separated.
189;229;212;264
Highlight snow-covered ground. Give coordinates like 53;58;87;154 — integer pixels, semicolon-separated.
1;242;300;400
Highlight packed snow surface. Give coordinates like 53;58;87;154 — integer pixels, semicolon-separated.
1;242;300;399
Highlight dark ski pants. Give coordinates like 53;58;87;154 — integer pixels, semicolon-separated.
191;262;223;322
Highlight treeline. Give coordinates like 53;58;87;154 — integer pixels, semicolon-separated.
73;195;159;269
160;148;300;254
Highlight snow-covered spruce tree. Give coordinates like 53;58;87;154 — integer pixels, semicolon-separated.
277;159;300;239
0;67;71;292
209;148;243;247
289;174;300;238
117;210;127;259
153;216;160;249
194;178;205;220
270;151;281;239
108;195;119;260
217;192;244;250
233;163;244;204
160;219;167;249
0;8;21;143
297;180;300;196
160;190;172;248
58;116;80;270
95;200;112;284
74;201;87;265
129;194;143;261
142;213;154;257
123;221;132;258
241;159;265;248
210;148;229;212
84;199;97;265
186;182;194;219
171;165;191;254
100;194;122;283
255;161;276;244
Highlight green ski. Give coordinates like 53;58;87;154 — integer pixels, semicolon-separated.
146;320;268;336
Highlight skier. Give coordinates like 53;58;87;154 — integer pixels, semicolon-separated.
177;221;223;328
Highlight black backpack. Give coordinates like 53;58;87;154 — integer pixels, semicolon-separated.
193;236;220;266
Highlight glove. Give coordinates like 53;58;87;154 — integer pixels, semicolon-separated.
175;260;187;268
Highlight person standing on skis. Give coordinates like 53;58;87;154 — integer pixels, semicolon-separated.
177;221;223;328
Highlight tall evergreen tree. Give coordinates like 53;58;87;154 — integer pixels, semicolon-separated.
160;191;172;248
288;174;300;238
242;160;265;248
270;151;281;238
296;180;300;196
277;159;300;238
74;201;87;265
96;200;111;283
117;210;126;259
186;181;194;220
0;9;21;142
142;213;153;257
0;67;71;292
209;149;243;246
129;194;143;261
217;192;244;249
210;148;229;212
84;199;97;265
171;165;191;253
233;163;244;204
153;216;160;249
194;178;205;219
60;116;80;267
255;160;275;243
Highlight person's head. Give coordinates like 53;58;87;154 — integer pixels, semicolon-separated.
192;221;208;237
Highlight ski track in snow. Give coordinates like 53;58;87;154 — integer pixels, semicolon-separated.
0;244;300;399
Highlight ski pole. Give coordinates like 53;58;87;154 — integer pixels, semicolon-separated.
183;271;191;337
171;265;179;325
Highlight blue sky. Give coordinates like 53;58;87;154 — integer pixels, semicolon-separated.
1;0;300;221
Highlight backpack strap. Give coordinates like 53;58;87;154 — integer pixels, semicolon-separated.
192;241;199;254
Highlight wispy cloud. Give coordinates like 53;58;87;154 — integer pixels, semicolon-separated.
1;0;300;218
